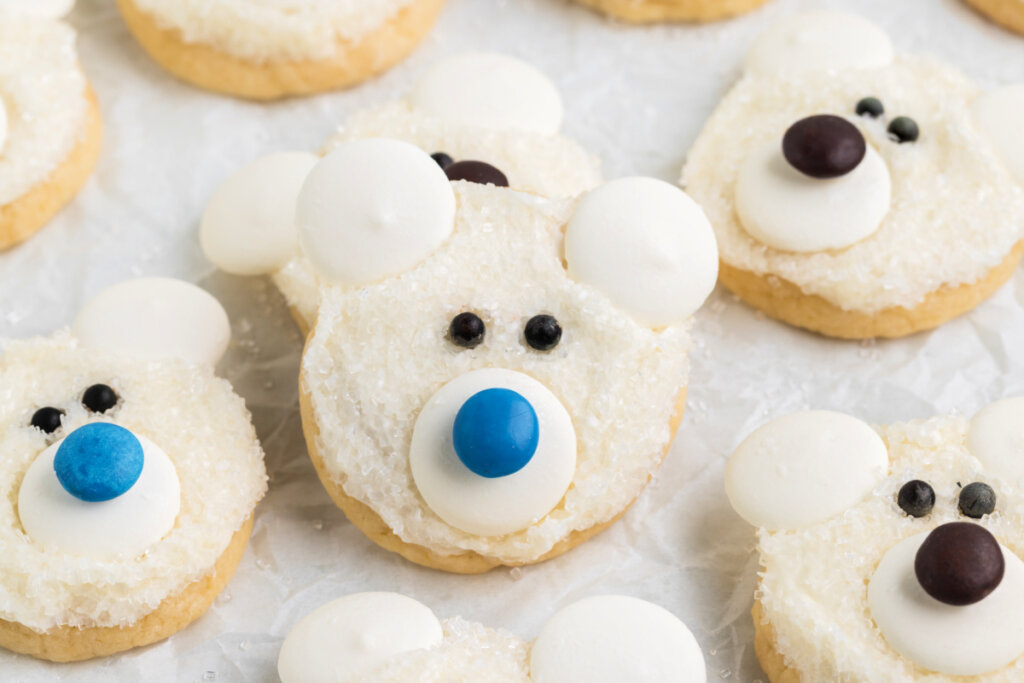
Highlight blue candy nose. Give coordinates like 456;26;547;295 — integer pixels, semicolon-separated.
452;388;539;478
53;423;144;502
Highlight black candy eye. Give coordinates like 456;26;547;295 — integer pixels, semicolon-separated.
897;480;935;518
855;96;885;118
958;482;996;518
445;160;509;188
431;152;454;170
30;407;65;434
887;116;919;143
449;312;485;349
524;315;562;351
82;384;119;413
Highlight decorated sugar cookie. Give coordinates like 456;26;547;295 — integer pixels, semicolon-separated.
0;1;101;250
0;278;266;662
965;0;1024;35
683;11;1024;339
200;53;601;333
278;592;707;682
725;400;1024;681
116;0;444;99
282;138;716;573
569;0;772;23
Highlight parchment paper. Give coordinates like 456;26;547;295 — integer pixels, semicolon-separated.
1;0;1023;680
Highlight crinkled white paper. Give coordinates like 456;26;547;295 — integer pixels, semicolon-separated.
1;0;1023;681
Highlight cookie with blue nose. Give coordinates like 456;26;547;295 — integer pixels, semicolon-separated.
0;278;267;661
294;137;719;573
726;399;1024;680
684;11;1024;338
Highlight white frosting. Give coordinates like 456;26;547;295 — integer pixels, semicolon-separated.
72;278;231;367
409;368;577;537
0;98;7;153
0;15;88;205
973;85;1024;186
275;102;601;327
296;139;456;286
411;53;564;136
967;397;1024;490
0;0;74;19
0;334;266;631
302;183;690;563
735;140;891;253
726;410;889;530
744;11;894;76
565;178;718;328
755;414;1024;682
277;592;444;683
200;152;317;276
869;533;1024;676
683;56;1024;313
529;595;707;683
130;0;416;63
17;431;180;559
367;616;529;682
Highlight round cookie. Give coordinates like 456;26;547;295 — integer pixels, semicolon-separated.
965;0;1024;35
293;140;716;573
569;0;772;23
726;400;1024;681
116;0;444;99
200;53;602;333
0;278;266;661
683;11;1024;339
277;592;706;682
0;4;102;250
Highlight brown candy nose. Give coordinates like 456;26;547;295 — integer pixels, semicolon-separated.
914;522;1005;606
444;160;509;188
782;114;867;179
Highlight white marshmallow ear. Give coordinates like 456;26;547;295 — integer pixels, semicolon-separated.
200;152;318;276
296;138;456;286
72;278;231;367
725;411;889;531
744;11;893;76
0;0;75;19
973;86;1024;186
410;52;563;136
967;397;1024;488
530;596;707;683
564;177;718;328
277;593;443;683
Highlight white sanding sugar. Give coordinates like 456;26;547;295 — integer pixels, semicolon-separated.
0;15;88;205
302;183;691;563
0;333;267;631
683;56;1024;314
757;415;1024;681
131;0;415;63
275;100;602;327
364;617;530;682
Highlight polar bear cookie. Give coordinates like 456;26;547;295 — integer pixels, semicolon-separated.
570;0;772;23
277;592;707;683
200;53;602;333
116;0;444;99
682;11;1024;339
284;138;716;572
0;1;101;250
0;278;267;662
965;0;1024;35
725;400;1024;681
